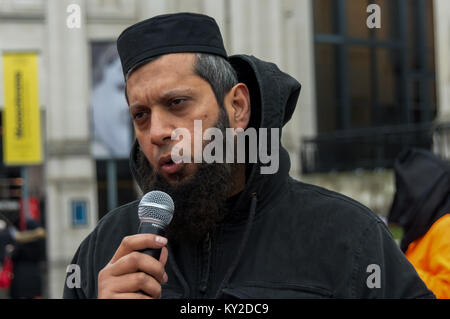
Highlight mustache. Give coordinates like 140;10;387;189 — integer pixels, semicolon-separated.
165;108;231;166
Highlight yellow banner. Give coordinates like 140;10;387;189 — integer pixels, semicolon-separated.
2;52;42;165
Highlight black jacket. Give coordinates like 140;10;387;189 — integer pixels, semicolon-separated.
388;148;450;252
63;55;434;299
11;219;46;298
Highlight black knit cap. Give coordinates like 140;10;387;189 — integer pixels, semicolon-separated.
117;12;228;78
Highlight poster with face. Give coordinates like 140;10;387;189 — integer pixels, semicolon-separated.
90;42;131;159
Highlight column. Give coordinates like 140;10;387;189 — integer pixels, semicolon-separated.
45;0;98;298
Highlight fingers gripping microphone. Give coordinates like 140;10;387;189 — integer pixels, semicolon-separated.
138;191;174;260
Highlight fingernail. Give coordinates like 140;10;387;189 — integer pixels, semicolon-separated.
163;272;168;283
155;236;167;245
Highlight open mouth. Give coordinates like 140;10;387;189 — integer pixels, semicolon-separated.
159;156;183;175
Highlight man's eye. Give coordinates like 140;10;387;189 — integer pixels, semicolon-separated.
132;111;148;121
170;98;186;107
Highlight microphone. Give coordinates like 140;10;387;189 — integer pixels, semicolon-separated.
137;190;174;260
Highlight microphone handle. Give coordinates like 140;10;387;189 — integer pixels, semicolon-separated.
138;221;166;260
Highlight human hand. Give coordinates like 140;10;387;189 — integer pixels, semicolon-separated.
97;234;168;299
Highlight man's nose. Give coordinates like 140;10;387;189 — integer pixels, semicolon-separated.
149;110;173;146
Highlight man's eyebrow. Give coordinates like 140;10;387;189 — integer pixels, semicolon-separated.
129;104;146;111
160;88;194;100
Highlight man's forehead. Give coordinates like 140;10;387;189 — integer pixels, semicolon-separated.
126;54;209;103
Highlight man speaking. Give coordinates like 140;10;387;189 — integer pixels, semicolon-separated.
63;13;434;299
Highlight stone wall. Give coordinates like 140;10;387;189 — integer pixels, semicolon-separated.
300;169;395;218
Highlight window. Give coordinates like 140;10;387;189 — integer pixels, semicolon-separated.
71;200;88;227
302;0;437;173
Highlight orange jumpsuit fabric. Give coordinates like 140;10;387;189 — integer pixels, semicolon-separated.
405;214;450;299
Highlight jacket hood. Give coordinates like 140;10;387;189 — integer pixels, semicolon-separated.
129;54;301;215
388;148;450;252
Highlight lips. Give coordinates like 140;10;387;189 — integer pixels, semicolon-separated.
158;154;183;175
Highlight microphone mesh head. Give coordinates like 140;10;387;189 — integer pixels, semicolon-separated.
138;191;174;226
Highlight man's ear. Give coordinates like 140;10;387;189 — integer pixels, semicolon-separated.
225;83;251;130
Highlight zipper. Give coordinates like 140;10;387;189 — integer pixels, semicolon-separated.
198;232;212;296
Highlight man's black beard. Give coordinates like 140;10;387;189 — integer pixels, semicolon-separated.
135;108;234;244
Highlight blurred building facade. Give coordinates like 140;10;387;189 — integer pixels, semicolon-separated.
0;0;448;298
